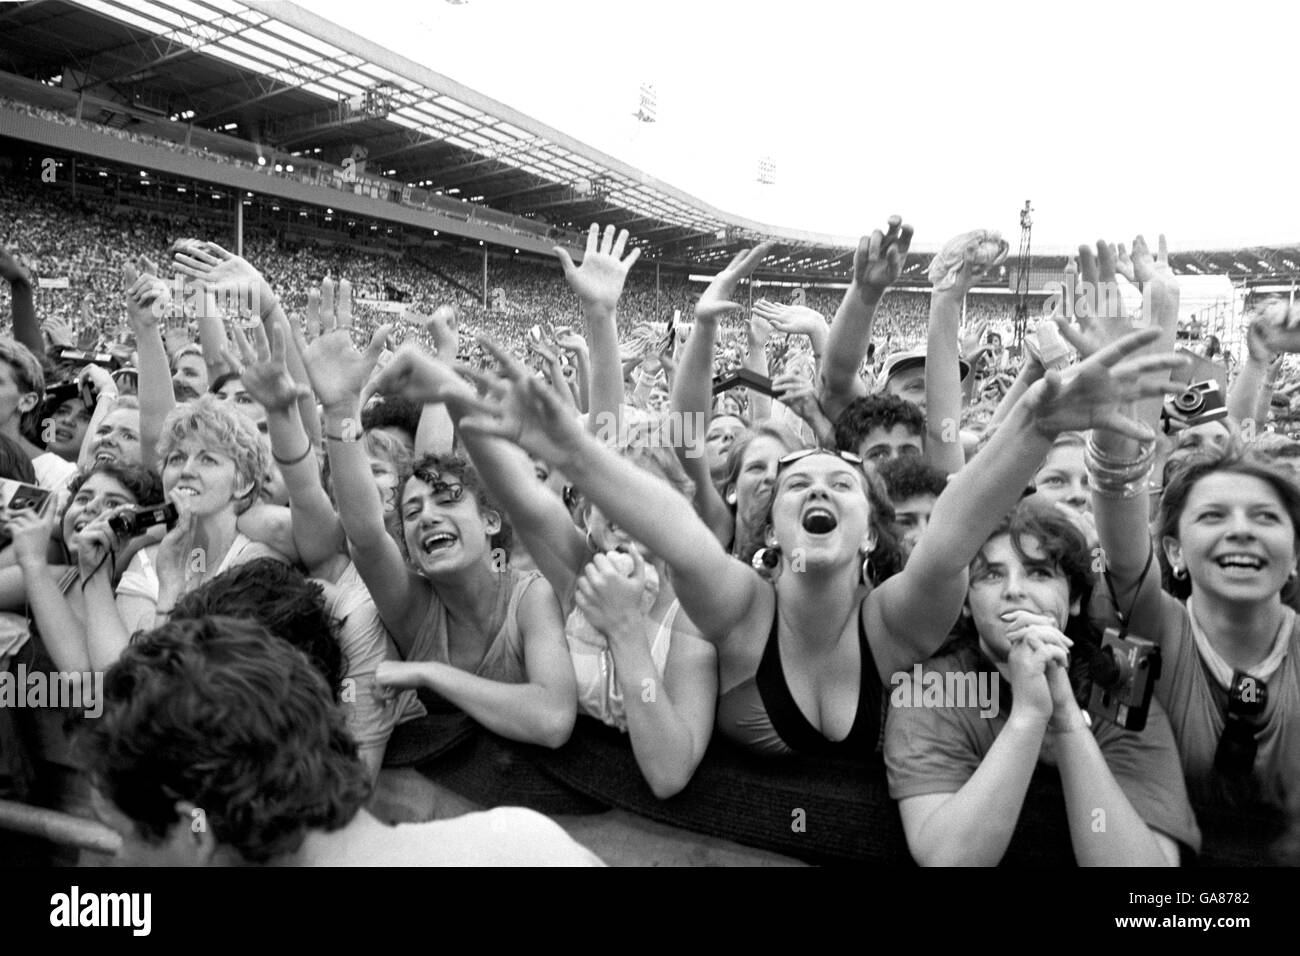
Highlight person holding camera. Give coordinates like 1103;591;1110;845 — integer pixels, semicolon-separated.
77;395;288;670
1093;277;1300;858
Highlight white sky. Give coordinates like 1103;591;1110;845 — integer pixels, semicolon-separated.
302;0;1300;253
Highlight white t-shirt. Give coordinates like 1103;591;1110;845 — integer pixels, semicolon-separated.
33;451;77;491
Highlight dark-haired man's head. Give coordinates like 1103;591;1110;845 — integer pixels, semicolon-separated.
168;558;344;695
81;616;371;866
878;456;948;562
361;397;421;453
835;394;924;472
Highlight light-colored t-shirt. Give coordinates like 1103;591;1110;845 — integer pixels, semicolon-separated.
318;560;425;770
33;451;77;491
304;808;605;866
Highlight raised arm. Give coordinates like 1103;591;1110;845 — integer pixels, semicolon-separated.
7;505;89;672
459;341;761;641
925;231;1009;476
368;345;595;608
122;259;175;471
669;243;774;540
869;327;1184;679
0;245;42;355
553;224;641;434
297;317;431;647
820;217;913;422
231;323;344;573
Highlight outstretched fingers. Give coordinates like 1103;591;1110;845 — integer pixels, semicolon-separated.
1088;327;1161;367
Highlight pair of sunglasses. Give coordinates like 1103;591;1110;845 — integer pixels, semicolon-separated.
1214;671;1268;778
776;447;864;476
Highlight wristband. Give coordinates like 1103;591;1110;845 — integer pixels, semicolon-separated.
272;442;315;467
325;430;360;443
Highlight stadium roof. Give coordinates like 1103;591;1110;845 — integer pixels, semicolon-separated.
2;0;1300;285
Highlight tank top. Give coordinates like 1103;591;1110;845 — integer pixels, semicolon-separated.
406;568;540;713
716;600;883;758
568;599;679;731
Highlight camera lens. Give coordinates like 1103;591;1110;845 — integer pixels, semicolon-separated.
1173;389;1206;415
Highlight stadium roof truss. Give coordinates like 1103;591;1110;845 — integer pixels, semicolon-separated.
2;0;1299;285
0;0;859;272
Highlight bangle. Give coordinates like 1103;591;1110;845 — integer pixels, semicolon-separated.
1086;436;1155;498
272;443;315;467
155;606;173;617
324;430;359;443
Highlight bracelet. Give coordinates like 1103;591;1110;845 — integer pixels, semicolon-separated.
272;443;315;467
1086;437;1155;498
155;606;173;617
324;430;360;443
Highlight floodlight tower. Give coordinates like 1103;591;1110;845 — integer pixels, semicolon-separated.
635;84;657;123
1013;200;1033;348
757;156;776;185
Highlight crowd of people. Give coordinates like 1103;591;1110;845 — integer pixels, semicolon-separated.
3;177;1300;867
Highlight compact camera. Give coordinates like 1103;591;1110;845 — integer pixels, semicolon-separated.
108;503;179;539
1088;628;1162;731
1161;380;1227;434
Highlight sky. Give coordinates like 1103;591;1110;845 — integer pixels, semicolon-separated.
299;0;1299;253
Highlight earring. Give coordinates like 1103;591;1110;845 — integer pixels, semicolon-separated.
752;546;781;580
1172;564;1188;581
584;528;598;553
726;490;737;506
861;553;875;585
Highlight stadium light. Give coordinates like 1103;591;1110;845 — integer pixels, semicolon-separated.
286;165;293;172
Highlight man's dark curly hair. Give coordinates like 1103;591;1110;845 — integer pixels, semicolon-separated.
400;453;513;556
361;396;422;446
168;559;345;699
834;394;925;456
877;456;948;504
79;616;371;864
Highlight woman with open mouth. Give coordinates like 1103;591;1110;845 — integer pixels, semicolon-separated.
453;323;1180;762
296;309;576;754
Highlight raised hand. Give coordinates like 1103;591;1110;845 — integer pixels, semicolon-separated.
335;278;353;331
123;258;170;332
752;300;827;339
456;338;586;466
153;504;198;597
232;322;311;413
1023;328;1186;441
0;244;33;285
1004;614;1073;725
554;327;587;353
171;240;274;319
554;224;642;315
853;216;914;301
295;301;391;413
1053;239;1132;360
961;318;990;358
364;344;477;409
3;498;57;568
43;315;75;348
1130;234;1174;288
694;241;776;324
1251;299;1300;354
927;229;1006;295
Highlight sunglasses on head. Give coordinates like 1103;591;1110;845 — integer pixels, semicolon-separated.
776;448;864;476
1214;671;1268;778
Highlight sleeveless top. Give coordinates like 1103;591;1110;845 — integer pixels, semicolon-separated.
406;568;541;713
715;601;883;758
567;599;679;732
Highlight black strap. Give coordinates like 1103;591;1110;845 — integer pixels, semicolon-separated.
1102;543;1155;640
755;602;879;755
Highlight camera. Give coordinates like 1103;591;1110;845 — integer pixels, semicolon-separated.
108;503;179;539
1161;380;1227;434
1088;628;1161;731
51;346;121;371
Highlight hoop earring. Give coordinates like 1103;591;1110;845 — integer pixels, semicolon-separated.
752;546;781;580
861;553;875;585
585;529;598;553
